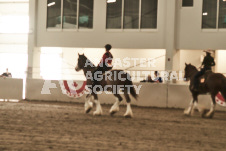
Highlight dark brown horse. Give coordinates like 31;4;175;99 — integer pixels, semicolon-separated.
184;63;226;118
75;54;138;118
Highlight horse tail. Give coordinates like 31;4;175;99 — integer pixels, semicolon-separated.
220;78;226;100
126;80;138;100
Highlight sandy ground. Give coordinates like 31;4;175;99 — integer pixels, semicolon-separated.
0;101;226;151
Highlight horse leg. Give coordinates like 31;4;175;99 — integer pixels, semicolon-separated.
109;94;123;115
184;93;198;116
123;92;133;118
205;93;216;118
84;94;93;113
184;99;194;116
190;92;208;116
92;94;103;116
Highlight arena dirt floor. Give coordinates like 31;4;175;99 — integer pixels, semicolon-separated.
0;100;226;151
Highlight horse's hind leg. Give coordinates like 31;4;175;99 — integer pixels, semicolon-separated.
123;92;133;118
84;94;93;113
205;93;216;118
93;94;103;116
109;94;123;115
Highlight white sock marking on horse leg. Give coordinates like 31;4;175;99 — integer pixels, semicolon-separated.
124;103;133;117
194;102;202;112
184;100;193;115
84;98;93;113
206;102;215;117
93;100;103;116
110;98;120;113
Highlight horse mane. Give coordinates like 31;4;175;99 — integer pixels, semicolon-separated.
187;64;198;72
81;54;96;68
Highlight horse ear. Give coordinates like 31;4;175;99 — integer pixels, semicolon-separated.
78;53;80;56
185;63;187;66
82;53;84;56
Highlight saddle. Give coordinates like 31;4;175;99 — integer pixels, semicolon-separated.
199;70;212;84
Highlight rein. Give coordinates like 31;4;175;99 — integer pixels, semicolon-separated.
124;55;165;71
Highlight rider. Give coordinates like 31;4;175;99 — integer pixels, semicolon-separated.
92;44;113;86
193;49;215;91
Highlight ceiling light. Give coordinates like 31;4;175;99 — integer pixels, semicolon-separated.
203;12;208;16
48;2;55;7
107;0;116;3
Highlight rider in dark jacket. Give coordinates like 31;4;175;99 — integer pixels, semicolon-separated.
193;50;215;91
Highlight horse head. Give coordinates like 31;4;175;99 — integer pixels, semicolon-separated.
184;63;197;81
75;53;95;71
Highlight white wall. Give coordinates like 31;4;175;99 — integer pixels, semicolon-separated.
215;50;226;75
36;0;166;49
0;1;28;78
179;49;205;71
0;2;28;44
176;0;226;49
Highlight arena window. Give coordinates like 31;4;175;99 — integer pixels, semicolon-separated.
218;0;226;28
182;0;193;7
202;0;226;29
106;0;158;30
47;0;94;30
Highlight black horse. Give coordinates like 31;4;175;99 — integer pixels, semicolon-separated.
75;54;138;118
184;63;226;118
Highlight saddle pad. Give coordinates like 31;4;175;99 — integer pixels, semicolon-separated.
215;92;226;107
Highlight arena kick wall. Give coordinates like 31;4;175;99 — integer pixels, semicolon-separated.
0;78;23;100
23;79;226;112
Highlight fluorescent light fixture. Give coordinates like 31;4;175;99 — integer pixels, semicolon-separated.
107;0;116;3
203;12;208;16
48;2;55;7
0;15;29;33
41;47;62;54
0;0;28;2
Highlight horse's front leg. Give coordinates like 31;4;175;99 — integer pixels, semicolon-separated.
184;99;194;116
184;93;198;116
93;94;103;116
84;94;93;113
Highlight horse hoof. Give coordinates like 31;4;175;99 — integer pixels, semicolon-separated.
208;113;214;119
93;111;102;116
184;113;191;117
183;110;191;116
205;112;215;119
109;108;119;116
84;101;93;114
85;107;92;114
110;111;117;116
201;109;208;118
124;114;133;118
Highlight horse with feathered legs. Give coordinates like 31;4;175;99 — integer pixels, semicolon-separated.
184;63;226;118
75;53;138;118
